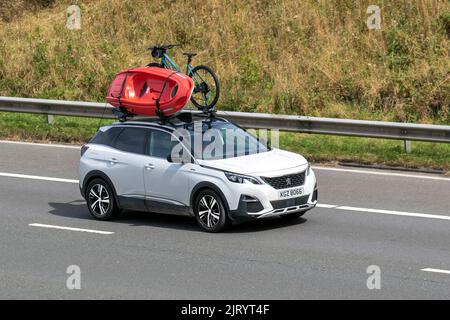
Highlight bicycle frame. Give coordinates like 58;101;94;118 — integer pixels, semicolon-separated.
160;52;212;105
161;53;194;76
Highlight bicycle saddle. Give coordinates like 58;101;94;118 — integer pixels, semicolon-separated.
183;52;197;57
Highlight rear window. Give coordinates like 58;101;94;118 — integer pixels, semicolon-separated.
114;127;148;155
89;127;123;146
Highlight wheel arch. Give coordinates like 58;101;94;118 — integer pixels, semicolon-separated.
82;170;120;207
190;181;231;217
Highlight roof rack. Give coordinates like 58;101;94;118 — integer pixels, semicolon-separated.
112;108;228;128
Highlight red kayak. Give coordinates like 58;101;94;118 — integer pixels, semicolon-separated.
107;67;194;117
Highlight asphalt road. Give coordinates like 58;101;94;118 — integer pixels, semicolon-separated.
0;140;449;299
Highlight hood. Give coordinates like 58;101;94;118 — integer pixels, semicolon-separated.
197;148;307;176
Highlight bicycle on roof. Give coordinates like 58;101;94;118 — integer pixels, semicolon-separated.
147;44;220;112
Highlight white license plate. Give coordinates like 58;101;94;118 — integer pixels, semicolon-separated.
279;187;304;199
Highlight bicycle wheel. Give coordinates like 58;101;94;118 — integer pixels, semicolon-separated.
189;65;220;111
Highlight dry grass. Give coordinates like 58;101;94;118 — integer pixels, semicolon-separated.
0;0;449;122
0;0;55;22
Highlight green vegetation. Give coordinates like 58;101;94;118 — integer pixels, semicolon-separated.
0;1;448;170
1;112;449;172
282;132;450;171
0;112;103;143
0;0;449;122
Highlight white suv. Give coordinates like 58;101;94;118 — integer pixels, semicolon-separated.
79;114;318;232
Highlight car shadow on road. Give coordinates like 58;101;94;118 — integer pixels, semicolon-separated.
48;201;308;233
227;217;307;233
47;201;200;232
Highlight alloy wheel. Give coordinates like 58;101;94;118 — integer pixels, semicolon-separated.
89;184;110;216
198;195;221;228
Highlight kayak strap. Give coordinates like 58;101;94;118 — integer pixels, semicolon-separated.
155;71;179;119
109;70;131;118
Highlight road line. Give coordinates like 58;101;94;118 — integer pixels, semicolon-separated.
421;268;450;275
1;171;449;222
312;166;450;182
0;140;81;149
316;203;338;209
2;140;450;181
335;205;450;221
0;172;78;184
29;223;114;235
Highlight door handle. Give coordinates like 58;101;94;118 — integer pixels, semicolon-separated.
109;158;118;165
145;163;155;170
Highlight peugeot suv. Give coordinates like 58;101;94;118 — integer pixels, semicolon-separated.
79;115;318;232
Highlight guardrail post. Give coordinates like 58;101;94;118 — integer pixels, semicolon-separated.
47;114;54;124
404;140;412;153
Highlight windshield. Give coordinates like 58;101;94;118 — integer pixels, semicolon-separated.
173;120;269;160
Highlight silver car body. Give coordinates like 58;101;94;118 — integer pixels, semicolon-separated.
79;120;317;223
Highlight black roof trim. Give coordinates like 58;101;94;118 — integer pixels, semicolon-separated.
109;111;231;132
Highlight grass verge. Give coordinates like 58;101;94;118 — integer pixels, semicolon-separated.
281;132;450;172
1;112;449;172
0;1;449;122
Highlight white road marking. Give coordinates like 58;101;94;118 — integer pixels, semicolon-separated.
0;172;78;184
312;166;450;182
318;203;450;221
335;205;450;221
2;140;450;181
29;223;114;235
316;203;338;209
0;140;81;149
421;268;450;275
0;170;449;222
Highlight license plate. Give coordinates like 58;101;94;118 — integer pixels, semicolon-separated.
279;187;304;199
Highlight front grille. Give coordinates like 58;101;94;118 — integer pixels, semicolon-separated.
270;195;309;210
262;171;306;189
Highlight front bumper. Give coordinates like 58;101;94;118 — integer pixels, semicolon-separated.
228;169;318;224
257;194;317;219
229;189;317;224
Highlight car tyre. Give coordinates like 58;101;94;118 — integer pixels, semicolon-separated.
86;178;119;220
194;189;228;232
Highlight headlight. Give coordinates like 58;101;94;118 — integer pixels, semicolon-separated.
306;163;311;176
224;172;261;184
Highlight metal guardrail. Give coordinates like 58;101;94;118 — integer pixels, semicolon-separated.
0;96;449;143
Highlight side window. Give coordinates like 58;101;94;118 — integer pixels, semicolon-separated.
114;127;148;155
89;127;123;146
148;130;179;159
